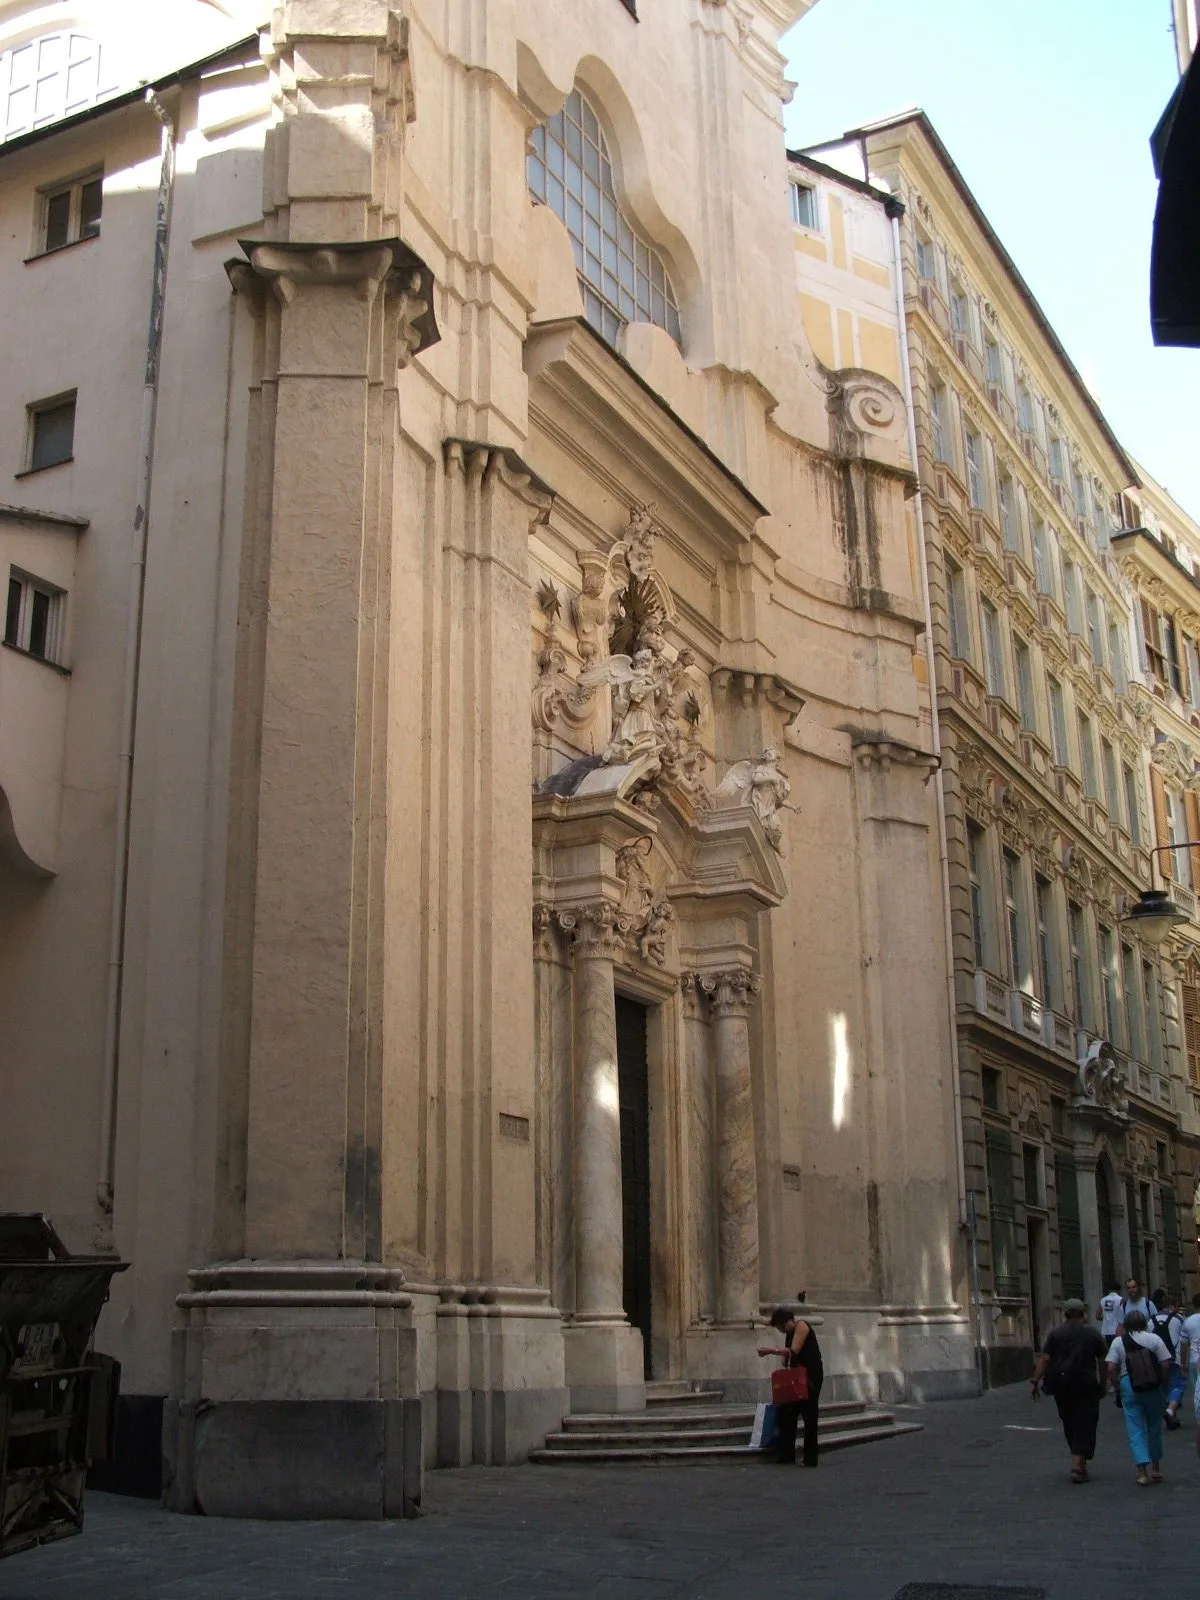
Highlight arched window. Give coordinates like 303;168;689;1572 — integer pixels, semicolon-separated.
1;33;118;143
527;88;681;347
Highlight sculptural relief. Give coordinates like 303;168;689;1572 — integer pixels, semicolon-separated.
713;746;793;850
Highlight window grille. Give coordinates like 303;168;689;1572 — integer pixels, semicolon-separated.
985;1129;1020;1298
1056;1154;1085;1301
528;88;681;347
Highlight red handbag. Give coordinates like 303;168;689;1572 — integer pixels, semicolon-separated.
771;1365;809;1405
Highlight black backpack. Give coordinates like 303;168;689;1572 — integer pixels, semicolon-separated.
1044;1332;1098;1395
1151;1313;1177;1359
1123;1334;1165;1393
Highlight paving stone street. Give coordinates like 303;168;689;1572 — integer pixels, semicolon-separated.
1;1383;1195;1600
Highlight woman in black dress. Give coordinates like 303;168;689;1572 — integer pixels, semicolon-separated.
758;1303;824;1467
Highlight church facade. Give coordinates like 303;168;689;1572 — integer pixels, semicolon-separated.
0;0;976;1516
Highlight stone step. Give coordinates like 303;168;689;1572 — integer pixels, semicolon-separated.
644;1383;724;1408
528;1419;923;1465
546;1411;895;1451
561;1399;870;1433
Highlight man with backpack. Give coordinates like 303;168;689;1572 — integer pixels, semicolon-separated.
1030;1298;1108;1483
1150;1293;1186;1430
1105;1308;1173;1486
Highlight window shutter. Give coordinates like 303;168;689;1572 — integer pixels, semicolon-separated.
1182;981;1200;1087
985;1128;1020;1297
1162;1186;1183;1302
1187;789;1200;857
1056;1153;1085;1300
1151;766;1171;875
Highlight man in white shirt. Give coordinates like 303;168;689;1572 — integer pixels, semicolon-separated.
1097;1282;1123;1339
1121;1276;1157;1327
1170;1291;1200;1453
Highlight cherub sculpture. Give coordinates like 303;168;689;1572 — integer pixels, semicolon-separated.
714;746;793;849
639;899;674;966
579;647;662;764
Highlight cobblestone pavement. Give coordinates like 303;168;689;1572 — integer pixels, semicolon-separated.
2;1383;1195;1600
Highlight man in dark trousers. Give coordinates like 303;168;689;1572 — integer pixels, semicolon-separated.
1030;1297;1108;1482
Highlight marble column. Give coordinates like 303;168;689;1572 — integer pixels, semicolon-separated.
681;972;716;1323
702;968;762;1324
1074;1155;1103;1318
564;903;631;1321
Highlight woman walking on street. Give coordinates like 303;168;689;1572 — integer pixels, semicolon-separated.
758;1302;824;1468
1105;1308;1173;1486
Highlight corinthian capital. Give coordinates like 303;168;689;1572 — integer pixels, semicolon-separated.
697;968;762;1019
558;901;633;962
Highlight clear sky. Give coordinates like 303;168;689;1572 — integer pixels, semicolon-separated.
779;0;1196;520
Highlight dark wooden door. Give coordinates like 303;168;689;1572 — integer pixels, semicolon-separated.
616;995;652;1376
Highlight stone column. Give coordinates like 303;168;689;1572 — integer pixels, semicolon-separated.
1074;1155;1104;1319
701;968;762;1324
565;903;630;1320
681;972;716;1323
558;902;645;1412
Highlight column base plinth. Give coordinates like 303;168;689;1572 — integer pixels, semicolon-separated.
564;1320;645;1413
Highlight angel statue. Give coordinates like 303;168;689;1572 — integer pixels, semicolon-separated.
579;647;662;765
714;746;793;850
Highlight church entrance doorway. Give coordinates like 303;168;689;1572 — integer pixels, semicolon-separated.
616;994;652;1377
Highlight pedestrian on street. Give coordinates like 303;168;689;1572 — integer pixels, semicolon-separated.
1030;1298;1107;1483
1120;1277;1157;1329
1170;1291;1200;1452
757;1302;824;1468
1106;1308;1173;1486
1097;1282;1123;1340
1151;1293;1186;1430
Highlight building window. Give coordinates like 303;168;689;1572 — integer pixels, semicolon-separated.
986;1128;1020;1297
1077;711;1099;797
981;1064;1002;1112
38;169;101;253
950;284;971;337
1017;383;1035;434
915;229;936;281
1014;635;1036;733
1048;676;1069;767
1182;979;1200;1087
1144;961;1164;1072
528;88;681;346
1110;620;1128;695
1063;561;1084;634
1123;763;1142;845
998;472;1019;550
1003;849;1029;990
1086;591;1105;666
1023;1142;1043;1207
985;336;1003;386
790;181;818;229
930;381;951;464
1141;598;1168;685
946;556;969;660
1072;465;1090;523
1100;737;1119;818
1157;1140;1168;1175
967;821;987;969
1164;616;1186;696
1068;900;1087;1024
25;392;75;472
1123;941;1146;1061
0;32;117;143
1031;518;1054;596
964;426;985;509
1048;434;1066;482
4;569;65;663
1099;923;1122;1045
1169;788;1193;888
982;599;1005;698
1034;873;1055;1006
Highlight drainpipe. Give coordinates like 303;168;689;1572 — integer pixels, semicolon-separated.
886;195;980;1371
97;88;177;1216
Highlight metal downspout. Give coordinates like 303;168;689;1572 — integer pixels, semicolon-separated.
96;89;177;1217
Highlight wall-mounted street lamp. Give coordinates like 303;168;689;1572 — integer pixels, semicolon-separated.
1121;842;1198;945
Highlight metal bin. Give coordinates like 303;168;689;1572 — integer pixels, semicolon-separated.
0;1214;128;1559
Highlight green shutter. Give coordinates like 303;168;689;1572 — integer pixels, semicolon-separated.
1127;1179;1141;1284
1057;1154;1085;1301
986;1128;1020;1298
1162;1186;1183;1302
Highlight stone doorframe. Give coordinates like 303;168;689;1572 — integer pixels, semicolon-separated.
532;754;786;1411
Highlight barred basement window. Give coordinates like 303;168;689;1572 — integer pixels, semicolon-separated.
528;88;681;347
